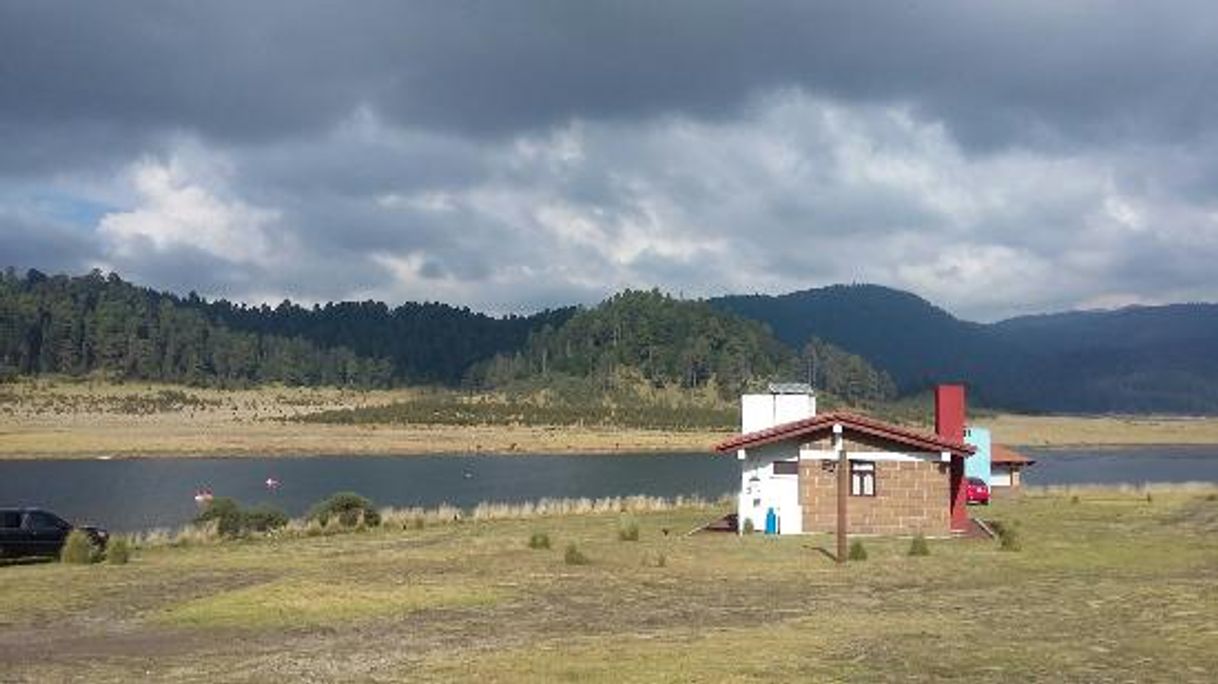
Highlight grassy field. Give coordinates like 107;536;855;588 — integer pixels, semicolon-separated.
3;378;1218;459
2;488;1217;682
0;378;724;458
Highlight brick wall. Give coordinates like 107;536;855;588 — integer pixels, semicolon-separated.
799;458;951;535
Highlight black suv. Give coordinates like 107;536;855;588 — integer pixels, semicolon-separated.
0;508;109;559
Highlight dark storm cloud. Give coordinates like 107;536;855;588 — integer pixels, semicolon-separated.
0;212;97;274
4;1;1216;156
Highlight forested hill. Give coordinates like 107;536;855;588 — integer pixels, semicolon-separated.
0;269;571;387
470;289;896;404
712;285;1218;414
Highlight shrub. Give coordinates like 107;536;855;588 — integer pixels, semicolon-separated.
106;536;131;565
1071;495;1080;505
848;539;868;561
308;492;382;528
241;505;289;533
194;497;244;537
528;531;551;550
194;498;289;538
564;543;589;565
60;529;101;564
908;534;930;557
991;521;1022;552
617;516;640;542
742;518;755;534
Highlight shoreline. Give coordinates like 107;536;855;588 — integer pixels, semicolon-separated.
4;380;1218;460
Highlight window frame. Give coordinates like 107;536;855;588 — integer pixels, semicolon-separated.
850;460;877;497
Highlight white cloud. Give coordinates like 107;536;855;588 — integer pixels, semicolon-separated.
98;149;281;266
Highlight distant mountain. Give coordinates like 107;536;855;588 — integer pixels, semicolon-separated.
713;285;1218;414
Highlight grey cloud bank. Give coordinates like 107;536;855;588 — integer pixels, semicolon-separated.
2;1;1217;321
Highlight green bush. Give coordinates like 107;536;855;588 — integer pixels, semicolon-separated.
991;521;1022;552
194;497;289;538
106;536;131;565
564;543;589;565
848;539;868;561
194;497;244;537
741;518;755;534
242;505;289;533
528;531;551;550
60;529;101;564
908;534;930;557
617;516;640;542
308;492;381;528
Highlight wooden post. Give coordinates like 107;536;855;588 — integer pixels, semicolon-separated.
835;424;847;564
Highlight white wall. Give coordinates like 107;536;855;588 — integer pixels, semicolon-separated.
990;469;1013;487
737;393;815;535
738;442;802;534
741;393;816;433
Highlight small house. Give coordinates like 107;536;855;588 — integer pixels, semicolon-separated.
715;384;976;536
990;444;1035;489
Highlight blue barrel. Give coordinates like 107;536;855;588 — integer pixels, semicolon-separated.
765;507;777;535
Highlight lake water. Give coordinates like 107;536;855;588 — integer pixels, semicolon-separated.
2;446;1217;532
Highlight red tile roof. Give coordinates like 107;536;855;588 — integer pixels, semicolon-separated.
713;411;976;456
991;444;1035;465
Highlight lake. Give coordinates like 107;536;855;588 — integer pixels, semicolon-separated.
2;446;1217;531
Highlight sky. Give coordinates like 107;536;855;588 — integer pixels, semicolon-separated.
2;1;1217;322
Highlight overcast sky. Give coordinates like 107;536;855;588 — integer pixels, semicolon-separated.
3;2;1217;321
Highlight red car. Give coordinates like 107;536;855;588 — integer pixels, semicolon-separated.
966;477;990;505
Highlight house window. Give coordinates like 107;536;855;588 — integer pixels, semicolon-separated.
773;460;798;475
851;461;876;497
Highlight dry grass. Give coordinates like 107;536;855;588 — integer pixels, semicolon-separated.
979;412;1218;447
6;379;1218;459
1;488;1217;682
0;378;726;458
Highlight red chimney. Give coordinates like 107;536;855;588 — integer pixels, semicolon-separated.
935;384;966;443
935;384;969;533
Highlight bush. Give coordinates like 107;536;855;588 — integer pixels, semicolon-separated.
194;497;244;537
908;534;930;557
106;536;131;565
848;539;868;561
617;516;640;542
242;505;289;533
742;518;755;534
564;543;589;565
528;531;551;550
194;497;289;538
308;492;382;528
991;521;1022;552
60;530;101;564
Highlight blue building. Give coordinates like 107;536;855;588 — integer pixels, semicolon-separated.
964;426;992;486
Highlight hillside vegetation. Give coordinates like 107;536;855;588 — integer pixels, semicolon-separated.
0;269;568;388
0;273;897;411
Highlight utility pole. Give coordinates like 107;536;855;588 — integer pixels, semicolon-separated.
835;423;848;564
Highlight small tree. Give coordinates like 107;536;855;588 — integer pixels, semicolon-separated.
848;539;868;561
564;543;589;565
106;536;131;565
60;530;101;564
908;533;930;557
308;492;382;528
617;515;640;541
528;531;551;549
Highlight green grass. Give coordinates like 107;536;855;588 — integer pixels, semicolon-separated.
159;578;503;629
1;489;1217;682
